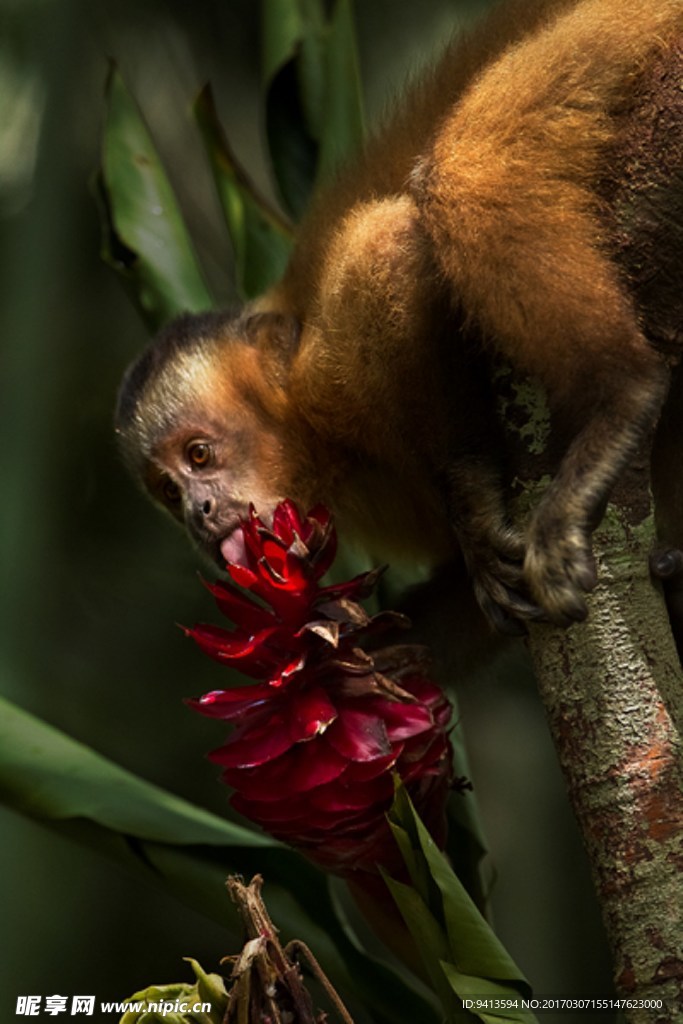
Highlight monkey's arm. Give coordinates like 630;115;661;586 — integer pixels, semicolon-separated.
418;181;669;626
412;1;679;623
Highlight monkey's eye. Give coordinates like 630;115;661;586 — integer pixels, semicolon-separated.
161;478;182;505
187;441;212;468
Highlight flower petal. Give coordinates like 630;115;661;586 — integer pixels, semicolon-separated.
295;620;340;647
225;562;260;590
286;685;337;742
186;683;275;720
203;577;276;632
209;710;293;768
308;773;393;813
221;739;348;799
231;791;309;825
326;708;392;762
272;498;303;544
258;545;311;593
279;739;348;792
306;513;337;576
185;623;283;677
303;503;331;533
343;751;400;782
360;696;435;740
318;566;386;602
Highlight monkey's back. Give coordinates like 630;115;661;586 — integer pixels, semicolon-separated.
276;0;579;311
605;37;683;354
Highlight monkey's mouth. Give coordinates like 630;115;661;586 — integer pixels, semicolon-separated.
214;505;278;570
219;526;250;568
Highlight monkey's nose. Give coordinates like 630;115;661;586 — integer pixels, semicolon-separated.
190;497;216;530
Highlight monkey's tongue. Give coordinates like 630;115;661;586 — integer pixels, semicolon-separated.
220;527;250;568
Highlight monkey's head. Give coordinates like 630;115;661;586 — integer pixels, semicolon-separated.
115;308;306;565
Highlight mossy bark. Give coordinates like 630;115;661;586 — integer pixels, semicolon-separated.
501;331;683;1017
525;502;683;1020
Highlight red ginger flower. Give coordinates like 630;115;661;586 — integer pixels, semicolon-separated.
186;499;456;878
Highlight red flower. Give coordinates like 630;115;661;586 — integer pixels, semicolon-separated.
186;500;456;878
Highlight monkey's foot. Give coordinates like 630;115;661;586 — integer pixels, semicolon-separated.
524;516;597;626
464;527;545;634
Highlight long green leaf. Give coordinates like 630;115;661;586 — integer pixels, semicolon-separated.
381;870;468;1022
194;85;292;300
0;696;438;1024
386;787;538;1024
97;64;213;330
0;695;269;846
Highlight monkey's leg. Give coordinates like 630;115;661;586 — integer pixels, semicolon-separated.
442;455;542;633
434;340;548;631
439;359;661;628
522;357;669;623
413;152;671;623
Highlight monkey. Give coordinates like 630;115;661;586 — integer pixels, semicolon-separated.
115;0;683;647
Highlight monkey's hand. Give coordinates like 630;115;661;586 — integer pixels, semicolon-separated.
445;460;546;632
462;524;546;635
523;510;597;626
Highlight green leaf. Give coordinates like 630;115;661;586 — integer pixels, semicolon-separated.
261;0;329;98
194;85;293;299
315;0;365;184
119;960;227;1022
261;0;326;217
261;0;365;218
187;957;230;1016
406;794;529;988
0;695;333;948
440;966;537;1024
381;870;467;1022
97;64;213;330
0;695;269;846
386;787;538;1024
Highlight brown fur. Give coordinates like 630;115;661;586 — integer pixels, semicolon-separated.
117;0;683;635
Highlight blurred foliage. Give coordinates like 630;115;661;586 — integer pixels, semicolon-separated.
0;0;614;1019
194;83;293;300
97;66;213;328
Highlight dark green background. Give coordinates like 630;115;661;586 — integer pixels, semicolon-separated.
0;0;611;1015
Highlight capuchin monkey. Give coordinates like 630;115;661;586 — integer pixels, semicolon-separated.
115;0;683;649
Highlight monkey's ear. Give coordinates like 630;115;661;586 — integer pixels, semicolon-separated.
244;312;301;363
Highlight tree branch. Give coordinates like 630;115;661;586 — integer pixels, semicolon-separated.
498;330;683;1017
526;497;683;1018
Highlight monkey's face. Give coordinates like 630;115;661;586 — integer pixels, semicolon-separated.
143;407;289;567
117;310;309;567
